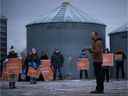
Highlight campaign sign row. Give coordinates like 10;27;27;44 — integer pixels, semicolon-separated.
2;53;115;80
27;60;54;81
77;53;114;70
2;59;53;81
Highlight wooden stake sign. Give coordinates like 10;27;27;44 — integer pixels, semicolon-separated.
5;58;22;80
77;58;89;70
27;67;39;77
114;54;123;61
102;53;114;67
39;60;53;81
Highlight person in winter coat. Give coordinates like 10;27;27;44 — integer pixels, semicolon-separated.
7;46;18;88
51;49;64;80
103;48;110;82
90;32;104;94
79;48;88;79
28;48;40;84
39;51;49;81
40;51;49;60
114;48;126;80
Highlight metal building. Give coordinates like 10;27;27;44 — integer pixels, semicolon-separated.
0;16;7;77
0;16;7;60
26;2;106;78
109;23;128;79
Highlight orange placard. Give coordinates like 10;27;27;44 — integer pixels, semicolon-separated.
27;67;39;77
102;53;114;66
6;58;22;77
77;58;89;70
114;54;123;61
39;60;53;81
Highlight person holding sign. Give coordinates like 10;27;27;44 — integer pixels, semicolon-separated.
114;48;126;80
6;46;18;88
39;51;49;81
28;48;40;84
79;48;88;79
103;48;111;82
51;49;64;80
40;59;54;81
40;51;49;60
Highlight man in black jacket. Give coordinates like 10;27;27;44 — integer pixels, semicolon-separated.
51;49;64;80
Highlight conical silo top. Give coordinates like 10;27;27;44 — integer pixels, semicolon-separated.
29;1;103;24
110;23;128;34
62;0;70;5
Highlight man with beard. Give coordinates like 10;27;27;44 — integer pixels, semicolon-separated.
90;32;104;94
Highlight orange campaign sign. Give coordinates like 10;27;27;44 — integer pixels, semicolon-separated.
27;67;39;77
102;53;114;66
114;54;123;61
5;58;22;79
39;60;54;81
77;58;89;70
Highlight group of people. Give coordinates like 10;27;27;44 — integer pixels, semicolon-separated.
4;46;64;88
90;32;126;93
0;32;126;94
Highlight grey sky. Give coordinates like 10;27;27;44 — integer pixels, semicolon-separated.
1;0;127;52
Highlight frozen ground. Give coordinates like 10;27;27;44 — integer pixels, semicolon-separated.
0;80;128;96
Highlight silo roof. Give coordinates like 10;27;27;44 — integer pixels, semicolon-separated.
0;16;7;19
110;23;128;34
29;2;104;25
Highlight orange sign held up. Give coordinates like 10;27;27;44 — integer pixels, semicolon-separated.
5;58;22;80
114;54;123;61
27;67;39;77
102;53;113;67
77;58;89;70
39;60;53;81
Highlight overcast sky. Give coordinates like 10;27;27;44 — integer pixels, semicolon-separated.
1;0;127;52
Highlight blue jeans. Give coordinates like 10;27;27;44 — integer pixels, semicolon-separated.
53;66;63;80
116;61;125;79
